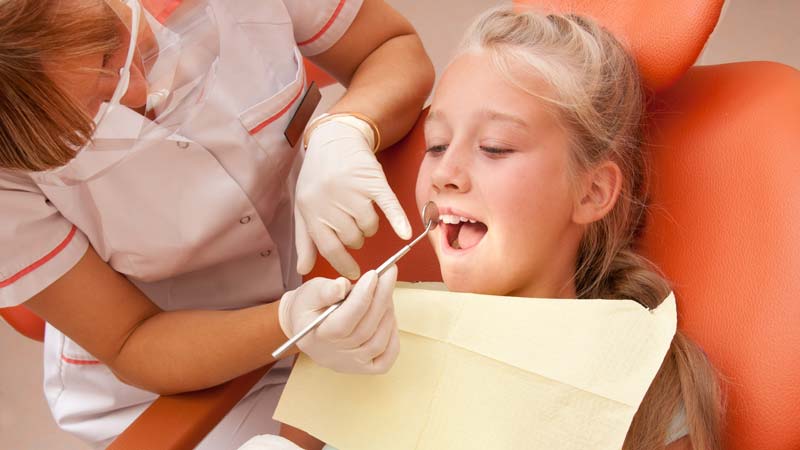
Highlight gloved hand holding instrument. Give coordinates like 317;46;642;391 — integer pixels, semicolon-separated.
274;201;440;364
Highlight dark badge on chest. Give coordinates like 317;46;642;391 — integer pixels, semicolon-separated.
284;81;322;147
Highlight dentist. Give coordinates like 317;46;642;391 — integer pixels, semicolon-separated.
0;0;433;447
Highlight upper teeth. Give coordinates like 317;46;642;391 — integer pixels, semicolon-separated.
440;214;477;224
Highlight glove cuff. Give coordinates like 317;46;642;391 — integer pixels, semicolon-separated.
277;289;295;340
303;112;381;153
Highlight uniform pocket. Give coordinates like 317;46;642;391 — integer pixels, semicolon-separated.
238;48;306;139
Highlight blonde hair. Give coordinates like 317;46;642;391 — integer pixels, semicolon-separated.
460;8;723;449
0;0;120;171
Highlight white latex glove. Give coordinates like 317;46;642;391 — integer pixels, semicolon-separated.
296;119;412;279
237;434;303;450
278;266;400;374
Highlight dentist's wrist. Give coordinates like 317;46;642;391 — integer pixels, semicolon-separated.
277;289;296;341
303;112;381;153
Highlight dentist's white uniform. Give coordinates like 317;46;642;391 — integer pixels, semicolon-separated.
0;0;363;447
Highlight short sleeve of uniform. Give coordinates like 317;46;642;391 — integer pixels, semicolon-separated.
281;0;364;56
0;172;88;307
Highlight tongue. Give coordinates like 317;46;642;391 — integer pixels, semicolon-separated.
456;222;487;249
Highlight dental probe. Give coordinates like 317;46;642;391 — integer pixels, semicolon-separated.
271;201;440;359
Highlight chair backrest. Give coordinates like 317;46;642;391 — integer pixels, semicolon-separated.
640;61;800;450
514;0;724;93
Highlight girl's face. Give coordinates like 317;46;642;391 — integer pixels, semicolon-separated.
416;51;586;298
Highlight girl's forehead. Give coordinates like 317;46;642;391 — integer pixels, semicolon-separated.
432;52;563;133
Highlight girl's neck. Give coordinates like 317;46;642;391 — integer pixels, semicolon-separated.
509;277;577;299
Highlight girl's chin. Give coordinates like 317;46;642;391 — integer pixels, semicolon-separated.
440;271;506;296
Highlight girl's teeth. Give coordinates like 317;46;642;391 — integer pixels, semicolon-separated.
440;214;465;224
439;214;478;224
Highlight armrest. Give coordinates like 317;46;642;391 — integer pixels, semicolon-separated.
108;364;274;450
0;305;45;342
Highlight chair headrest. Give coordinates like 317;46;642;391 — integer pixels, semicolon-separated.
513;0;725;92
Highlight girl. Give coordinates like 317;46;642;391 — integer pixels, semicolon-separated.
275;7;725;450
414;8;724;450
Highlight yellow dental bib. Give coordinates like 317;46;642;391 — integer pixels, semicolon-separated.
275;283;677;450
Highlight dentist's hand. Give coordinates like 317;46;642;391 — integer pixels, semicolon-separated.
295;117;411;279
278;266;400;374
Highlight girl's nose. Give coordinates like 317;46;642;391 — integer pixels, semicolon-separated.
431;144;471;193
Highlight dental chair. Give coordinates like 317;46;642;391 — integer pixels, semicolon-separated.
3;0;799;449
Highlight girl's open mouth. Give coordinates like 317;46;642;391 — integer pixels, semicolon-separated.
440;214;488;250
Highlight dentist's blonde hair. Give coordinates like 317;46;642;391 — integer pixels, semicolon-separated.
0;0;120;171
459;8;723;450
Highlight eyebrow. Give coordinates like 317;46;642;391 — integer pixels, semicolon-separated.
481;109;528;129
425;109;528;129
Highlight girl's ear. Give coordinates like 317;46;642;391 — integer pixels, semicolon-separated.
572;160;622;225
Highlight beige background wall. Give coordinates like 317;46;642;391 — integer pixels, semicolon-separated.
1;1;797;449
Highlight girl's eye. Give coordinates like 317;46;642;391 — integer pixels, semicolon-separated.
480;145;514;155
425;144;447;154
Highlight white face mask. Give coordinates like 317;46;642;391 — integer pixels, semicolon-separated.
91;0;142;130
35;0;220;184
90;0;219;139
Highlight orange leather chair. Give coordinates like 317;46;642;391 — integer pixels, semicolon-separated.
3;1;799;449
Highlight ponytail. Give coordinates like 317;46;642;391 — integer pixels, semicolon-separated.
586;249;724;450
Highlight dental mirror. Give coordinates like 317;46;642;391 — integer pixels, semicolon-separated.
421;200;440;232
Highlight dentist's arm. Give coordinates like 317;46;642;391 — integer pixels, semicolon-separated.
25;247;285;395
310;0;434;149
25;246;399;395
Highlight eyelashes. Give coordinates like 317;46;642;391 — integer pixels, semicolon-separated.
425;144;514;156
480;146;514;155
425;144;447;154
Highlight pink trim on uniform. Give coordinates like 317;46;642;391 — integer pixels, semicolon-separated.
248;84;305;135
0;225;77;288
61;355;101;365
297;0;347;46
